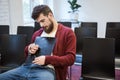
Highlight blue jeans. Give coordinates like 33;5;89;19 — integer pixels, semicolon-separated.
0;64;55;80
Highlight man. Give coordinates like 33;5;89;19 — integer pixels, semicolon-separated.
0;5;76;80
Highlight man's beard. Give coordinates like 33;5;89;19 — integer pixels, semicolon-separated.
44;19;53;33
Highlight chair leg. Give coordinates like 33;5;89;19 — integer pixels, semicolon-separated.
70;66;72;80
67;66;72;80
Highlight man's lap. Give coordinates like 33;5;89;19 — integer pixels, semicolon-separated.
0;64;55;80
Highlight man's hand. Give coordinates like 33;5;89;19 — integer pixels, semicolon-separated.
28;43;39;54
32;56;45;65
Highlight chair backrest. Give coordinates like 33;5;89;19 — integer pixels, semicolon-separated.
82;38;115;79
17;26;34;45
74;25;97;53
34;22;41;32
58;21;72;28
0;25;9;34
0;34;26;67
106;22;120;58
106;22;120;29
81;22;97;28
0;25;9;65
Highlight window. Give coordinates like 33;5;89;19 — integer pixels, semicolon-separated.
22;0;44;25
22;0;53;26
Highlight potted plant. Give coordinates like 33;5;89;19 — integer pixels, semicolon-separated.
68;0;81;21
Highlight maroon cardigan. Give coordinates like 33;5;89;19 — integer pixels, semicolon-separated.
24;24;76;80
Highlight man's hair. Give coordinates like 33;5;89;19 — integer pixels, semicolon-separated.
32;5;53;20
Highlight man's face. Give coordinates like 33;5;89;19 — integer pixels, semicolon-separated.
36;13;53;33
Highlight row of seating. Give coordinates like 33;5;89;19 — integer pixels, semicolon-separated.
0;22;41;34
60;22;120;79
74;22;120;80
0;22;120;80
0;34;26;73
81;37;115;80
0;23;41;73
74;22;120;60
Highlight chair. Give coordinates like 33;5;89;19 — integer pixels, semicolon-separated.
105;22;120;69
17;26;34;45
74;25;97;64
58;21;72;28
81;22;97;28
0;34;26;73
70;23;97;80
106;22;120;29
75;22;97;53
0;25;9;34
0;25;9;69
81;38;115;80
34;22;41;32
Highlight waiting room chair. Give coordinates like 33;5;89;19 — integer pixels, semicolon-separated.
81;22;97;28
0;25;9;65
58;21;72;28
34;22;41;32
0;34;26;73
0;25;9;34
17;26;34;45
75;22;97;54
69;23;97;80
81;38;115;80
105;22;120;69
74;25;97;64
106;22;120;29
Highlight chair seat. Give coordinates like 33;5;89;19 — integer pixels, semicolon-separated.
0;34;26;73
83;74;114;80
82;38;115;80
74;54;82;66
115;58;120;70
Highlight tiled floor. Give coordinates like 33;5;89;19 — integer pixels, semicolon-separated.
70;65;120;80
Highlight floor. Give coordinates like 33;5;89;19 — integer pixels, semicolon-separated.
70;65;120;80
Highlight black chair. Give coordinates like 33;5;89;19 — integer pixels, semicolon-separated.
58;21;72;28
71;23;97;80
74;24;97;65
0;34;26;73
81;38;115;80
106;22;120;58
0;25;9;34
106;22;120;29
74;25;97;65
81;22;97;28
0;25;9;69
75;22;97;53
34;22;41;32
17;26;34;45
106;22;120;69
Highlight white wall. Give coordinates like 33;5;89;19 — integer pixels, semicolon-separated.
53;0;120;38
1;0;120;36
9;0;24;34
0;0;24;34
53;0;70;21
